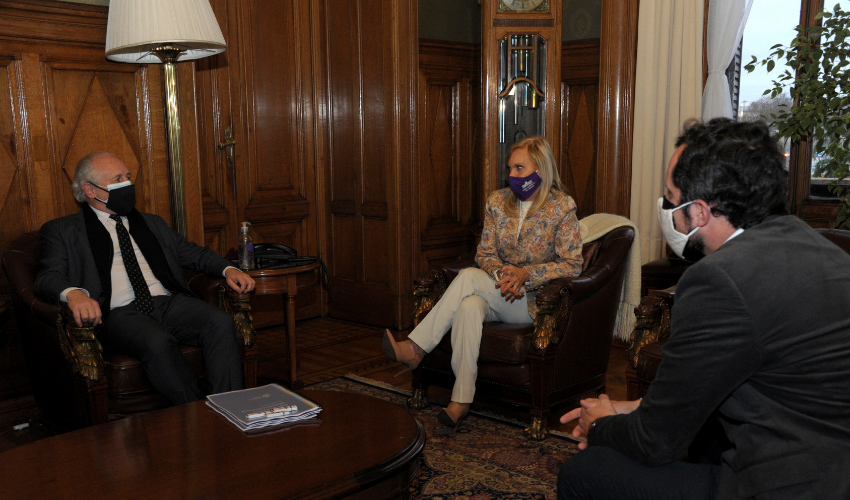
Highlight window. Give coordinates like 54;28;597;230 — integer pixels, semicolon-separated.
737;0;849;223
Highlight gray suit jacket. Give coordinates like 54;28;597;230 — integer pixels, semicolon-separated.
590;215;850;499
34;207;233;309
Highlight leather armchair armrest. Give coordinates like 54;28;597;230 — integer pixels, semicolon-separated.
531;259;622;350
185;269;223;304
412;269;448;325
545;262;617;305
30;299;64;327
435;257;477;283
185;269;255;349
411;253;478;324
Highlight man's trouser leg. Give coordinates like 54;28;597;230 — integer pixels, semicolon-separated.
558;446;718;500
98;294;243;405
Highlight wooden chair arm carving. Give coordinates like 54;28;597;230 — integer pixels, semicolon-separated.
56;309;105;382
531;284;571;350
627;294;673;368
412;269;447;326
218;285;255;348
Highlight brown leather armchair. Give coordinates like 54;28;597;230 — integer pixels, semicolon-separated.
626;227;850;400
408;226;635;440
2;231;258;431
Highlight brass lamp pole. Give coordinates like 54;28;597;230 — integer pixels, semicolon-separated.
153;46;188;237
105;0;227;238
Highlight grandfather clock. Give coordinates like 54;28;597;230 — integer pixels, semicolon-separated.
482;0;562;194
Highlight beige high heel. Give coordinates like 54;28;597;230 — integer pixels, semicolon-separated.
437;402;470;430
382;330;425;377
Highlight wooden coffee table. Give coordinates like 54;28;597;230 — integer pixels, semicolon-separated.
0;390;425;499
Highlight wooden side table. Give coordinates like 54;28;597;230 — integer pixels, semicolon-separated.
247;262;321;389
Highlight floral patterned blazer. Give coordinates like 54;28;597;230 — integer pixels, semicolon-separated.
475;188;583;319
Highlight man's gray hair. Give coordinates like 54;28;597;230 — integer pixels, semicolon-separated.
71;151;117;202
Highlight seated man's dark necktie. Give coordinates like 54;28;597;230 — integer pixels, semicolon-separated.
110;214;154;314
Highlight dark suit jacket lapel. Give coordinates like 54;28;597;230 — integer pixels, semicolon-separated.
82;203;114;316
126;209;192;296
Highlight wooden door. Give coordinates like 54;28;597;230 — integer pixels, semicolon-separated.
320;0;418;329
196;0;323;325
417;40;482;271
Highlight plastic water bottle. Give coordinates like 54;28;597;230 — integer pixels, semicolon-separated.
238;222;255;270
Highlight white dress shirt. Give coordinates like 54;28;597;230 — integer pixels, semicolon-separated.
60;206;170;309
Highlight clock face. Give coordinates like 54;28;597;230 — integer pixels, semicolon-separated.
498;0;549;13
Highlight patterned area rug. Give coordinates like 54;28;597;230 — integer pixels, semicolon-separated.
308;375;580;500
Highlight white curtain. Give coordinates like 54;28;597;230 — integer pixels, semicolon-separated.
630;0;705;264
701;0;753;119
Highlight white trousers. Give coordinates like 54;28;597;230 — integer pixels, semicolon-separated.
408;268;533;403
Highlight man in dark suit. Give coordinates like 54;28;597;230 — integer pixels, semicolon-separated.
558;119;850;499
35;151;255;405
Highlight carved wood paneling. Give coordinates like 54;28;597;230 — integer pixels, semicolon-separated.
0;56;27;263
0;2;172;232
195;0;323;323
417;40;481;271
321;0;417;328
560;39;600;219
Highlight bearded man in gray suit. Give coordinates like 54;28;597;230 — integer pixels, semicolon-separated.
559;119;850;499
35;151;255;405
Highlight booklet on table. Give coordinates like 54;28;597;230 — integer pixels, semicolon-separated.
206;384;322;431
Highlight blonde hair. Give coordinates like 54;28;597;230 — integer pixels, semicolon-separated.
504;136;563;217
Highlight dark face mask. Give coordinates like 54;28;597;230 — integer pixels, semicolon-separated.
91;180;135;216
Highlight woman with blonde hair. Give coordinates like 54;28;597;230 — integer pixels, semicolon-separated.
384;136;583;428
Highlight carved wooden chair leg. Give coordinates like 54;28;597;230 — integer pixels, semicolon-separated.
526;348;554;441
407;385;429;410
524;415;550;441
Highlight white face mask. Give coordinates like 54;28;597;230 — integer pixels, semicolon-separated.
657;197;699;258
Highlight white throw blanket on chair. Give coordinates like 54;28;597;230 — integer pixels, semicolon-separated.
579;214;641;343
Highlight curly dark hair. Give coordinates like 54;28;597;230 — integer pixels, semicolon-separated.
673;118;789;229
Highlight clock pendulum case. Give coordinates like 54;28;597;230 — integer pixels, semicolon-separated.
482;0;562;191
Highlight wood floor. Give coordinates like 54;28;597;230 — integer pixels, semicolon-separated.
0;316;630;452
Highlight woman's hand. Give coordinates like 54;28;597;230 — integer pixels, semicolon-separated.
495;264;530;301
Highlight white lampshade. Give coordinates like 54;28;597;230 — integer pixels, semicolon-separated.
105;0;226;63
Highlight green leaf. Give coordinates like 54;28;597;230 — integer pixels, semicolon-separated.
767;60;775;72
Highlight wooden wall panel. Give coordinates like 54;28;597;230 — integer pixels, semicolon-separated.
560;39;600;219
196;0;323;324
322;0;418;328
0;57;27;261
0;3;171;237
417;40;481;272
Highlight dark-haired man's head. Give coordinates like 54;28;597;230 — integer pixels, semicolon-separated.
660;118;789;257
672;118;789;229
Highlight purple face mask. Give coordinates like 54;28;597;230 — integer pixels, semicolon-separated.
508;171;542;201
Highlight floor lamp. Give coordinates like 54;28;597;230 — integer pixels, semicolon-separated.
105;0;226;238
